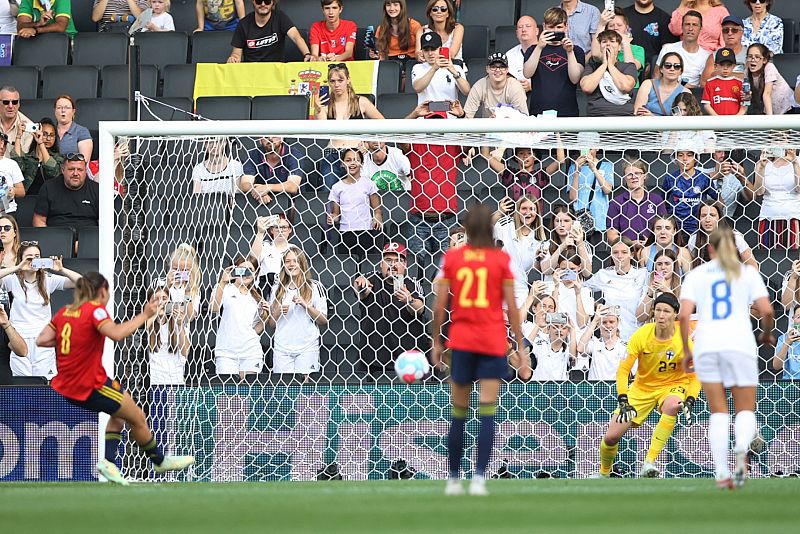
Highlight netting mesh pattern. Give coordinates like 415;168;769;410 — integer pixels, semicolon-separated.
110;129;800;480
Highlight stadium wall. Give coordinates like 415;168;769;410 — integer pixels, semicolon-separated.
2;383;800;481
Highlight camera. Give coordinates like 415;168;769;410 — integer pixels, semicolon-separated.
602;305;621;316
561;269;577;282
175;270;190;282
28;122;41;133
31;258;54;270
546;312;568;325
392;274;405;293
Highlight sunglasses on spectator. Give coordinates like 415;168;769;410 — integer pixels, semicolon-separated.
721;27;741;34
21;241;39;247
328;63;348;71
65;152;86;161
750;0;766;4
430;6;448;12
0;225;13;232
662;62;683;70
254;0;273;5
1;100;19;106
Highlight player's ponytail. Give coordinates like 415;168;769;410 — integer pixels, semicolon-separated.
70;272;108;310
709;224;741;283
464;202;495;248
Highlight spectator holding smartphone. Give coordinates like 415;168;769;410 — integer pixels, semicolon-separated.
539;204;594;280
578;304;628;381
211;256;268;378
11;118;63;194
250;214;297;297
411;31;469;112
706;149;752;217
520;291;556;346
754;146;800;248
0;243;81;378
530;318;576;382
636;249;682;321
780;259;800;319
550;254;595;329
772;309;800;379
568;144;614;234
524;7;585;117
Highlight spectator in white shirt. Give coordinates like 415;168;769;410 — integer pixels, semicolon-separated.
578;304;629;381
410;30;470;114
143;0;175;32
753;146;800;249
655;10;711;88
506;15;538;93
0;0;18;34
531;320;576;382
191;137;251;194
250;213;298;297
361;141;411;191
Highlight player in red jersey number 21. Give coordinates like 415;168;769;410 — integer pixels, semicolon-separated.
432;203;531;497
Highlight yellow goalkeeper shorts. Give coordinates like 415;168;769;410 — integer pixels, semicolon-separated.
614;384;688;426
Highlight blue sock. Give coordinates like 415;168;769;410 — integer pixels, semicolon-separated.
477;403;497;478
104;432;121;464
141;438;165;465
448;405;468;479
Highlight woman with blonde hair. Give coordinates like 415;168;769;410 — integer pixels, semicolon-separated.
679;225;774;489
269;248;328;378
668;0;731;52
415;0;464;63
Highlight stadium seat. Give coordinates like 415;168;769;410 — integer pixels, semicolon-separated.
19;226;74;259
162;64;197;98
70;0;96;33
101;65;159;98
461;25;490;62
196;96;252;120
13;196;37;228
75;98;129;133
375;92;417;119
191;31;235;64
63;258;99;276
133;32;190;72
783;19;797;54
377;60;402;95
1;67;40;100
460;0;515;39
251;95;310;120
72;33;129;67
12;33;69;67
280;4;323;36
42;66;99;100
20;99;56;123
353;26;369;61
494;25;518;55
773;53;800;88
466;57;486;87
403;60;420;93
406;0;427;22
284;28;309;63
140;97;194;121
77;227;99;258
170;0;199;34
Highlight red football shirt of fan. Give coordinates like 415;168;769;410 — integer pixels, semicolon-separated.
440;246;514;356
50;301;112;401
309;19;357;59
701;76;743;115
408;143;460;214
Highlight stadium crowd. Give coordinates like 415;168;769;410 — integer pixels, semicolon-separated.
2;0;800;385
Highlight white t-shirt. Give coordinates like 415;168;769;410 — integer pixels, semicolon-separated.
215;284;263;357
257;241;294;278
2;274;67;337
149;285;200;384
657;41;711;87
269;281;327;354
0;158;25;213
411;61;466;110
329;176;378;232
531;338;570;381
362;147;412;191
681;259;768;356
584;267;648;341
0;1;16;34
493;215;544;307
191;159;244;194
542;280;595;329
687;230;749;256
142;12;175;31
506;44;531;87
584;336;629;381
758;160;800;220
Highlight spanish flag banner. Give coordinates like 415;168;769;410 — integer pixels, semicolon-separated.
193;60;379;118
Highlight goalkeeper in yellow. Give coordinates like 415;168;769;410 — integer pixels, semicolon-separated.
594;293;701;478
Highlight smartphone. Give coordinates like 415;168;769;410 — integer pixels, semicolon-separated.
175;270;190;282
654;271;664;282
31;258;54;270
393;274;405;293
769;147;786;159
439;47;449;60
579;148;590;157
549;31;565;42
546;312;568;325
232;266;252;278
604;0;615;12
318;85;330;105
561;269;577;282
428;100;451;113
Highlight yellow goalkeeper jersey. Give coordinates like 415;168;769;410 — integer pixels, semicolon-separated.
617;322;701;398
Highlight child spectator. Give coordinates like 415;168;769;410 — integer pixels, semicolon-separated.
754;147;800;249
772;308;800;379
463;52;529;119
579;30;638;116
567;144;613;235
539;204;594;280
488;146;564;205
531;321;576;382
361;141;411;191
191;137;250;194
661;92;716;151
250;214;298;298
701;47;746;115
705;149;751;218
327;148;384;257
636;249;683;322
577;304;628;381
521;291;555;345
638;215;693;274
373;0;421;64
548;254;595;330
310;0;357;61
592;8;645;84
687;200;757;268
662;147;719;238
144;0;175;32
745;43;794;115
196;0;245;32
415;0;463;63
411;31;470;111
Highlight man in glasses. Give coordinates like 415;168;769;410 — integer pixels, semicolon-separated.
309;0;356;62
0;86;32;159
700;16;746;86
196;0;245;32
228;0;312;63
655;10;710;88
17;0;76;38
33;153;99;229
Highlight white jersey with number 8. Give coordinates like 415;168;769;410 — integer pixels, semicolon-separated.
681;259;769;356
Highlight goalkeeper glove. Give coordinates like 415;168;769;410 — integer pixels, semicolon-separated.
616;394;637;424
679;396;696;425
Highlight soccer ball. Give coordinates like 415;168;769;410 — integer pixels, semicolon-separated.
394;350;430;384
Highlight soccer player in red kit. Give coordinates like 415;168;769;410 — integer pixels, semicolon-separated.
432;203;531;496
36;272;194;485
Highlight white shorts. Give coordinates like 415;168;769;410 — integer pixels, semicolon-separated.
215;349;263;374
694;351;759;388
12;338;56;379
273;349;320;374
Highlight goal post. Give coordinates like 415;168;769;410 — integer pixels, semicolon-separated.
96;115;800;481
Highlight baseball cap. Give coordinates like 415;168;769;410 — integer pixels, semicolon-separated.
420;31;442;50
721;15;744;27
383;242;407;257
714;47;736;64
486;52;508;67
654;292;680;313
424;111;448;119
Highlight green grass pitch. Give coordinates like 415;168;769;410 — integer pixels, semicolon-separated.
2;478;799;533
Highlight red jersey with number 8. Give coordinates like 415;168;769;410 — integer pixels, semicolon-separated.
440;246;514;356
50;301;112;401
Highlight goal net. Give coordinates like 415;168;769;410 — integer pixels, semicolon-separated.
98;115;800;481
